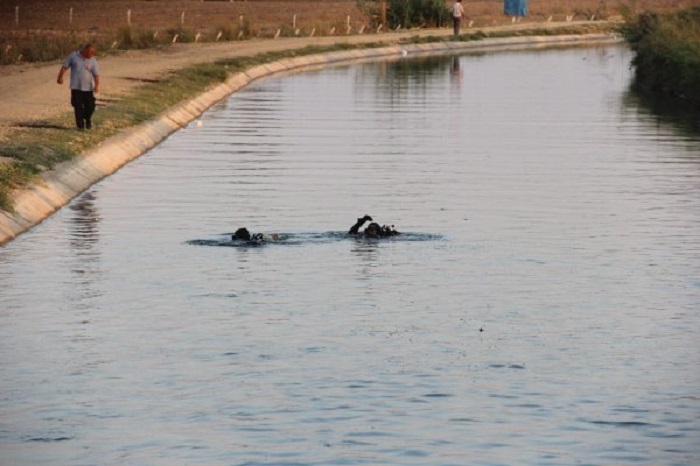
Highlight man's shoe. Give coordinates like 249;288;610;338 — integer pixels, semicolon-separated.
85;120;92;130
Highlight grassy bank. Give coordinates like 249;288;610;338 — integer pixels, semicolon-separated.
0;24;613;212
0;60;234;211
621;7;700;105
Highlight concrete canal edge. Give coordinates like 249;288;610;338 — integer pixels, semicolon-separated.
0;33;621;246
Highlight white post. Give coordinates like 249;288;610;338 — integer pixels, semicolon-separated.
346;15;350;29
216;31;223;41
181;12;185;25
172;34;179;43
127;9;131;26
69;7;73;25
239;15;244;27
195;32;201;43
292;14;296;30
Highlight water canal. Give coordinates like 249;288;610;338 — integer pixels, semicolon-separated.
1;44;699;465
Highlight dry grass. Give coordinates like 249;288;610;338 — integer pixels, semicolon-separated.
2;0;698;64
0;1;367;38
2;0;698;36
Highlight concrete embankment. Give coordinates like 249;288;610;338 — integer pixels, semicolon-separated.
0;33;620;246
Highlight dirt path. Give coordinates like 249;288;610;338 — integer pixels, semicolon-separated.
0;21;604;138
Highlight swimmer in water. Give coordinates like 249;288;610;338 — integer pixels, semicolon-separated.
232;227;281;243
348;215;400;238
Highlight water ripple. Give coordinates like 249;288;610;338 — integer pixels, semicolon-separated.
1;45;699;466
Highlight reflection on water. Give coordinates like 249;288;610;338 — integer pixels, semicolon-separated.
1;44;699;465
627;88;700;136
66;192;102;310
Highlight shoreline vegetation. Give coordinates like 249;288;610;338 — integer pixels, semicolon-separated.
621;6;700;106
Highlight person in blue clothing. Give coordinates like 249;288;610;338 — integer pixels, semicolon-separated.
57;43;100;130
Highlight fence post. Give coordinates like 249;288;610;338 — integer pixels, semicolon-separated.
15;5;19;26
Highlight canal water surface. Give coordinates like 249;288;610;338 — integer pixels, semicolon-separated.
1;44;699;465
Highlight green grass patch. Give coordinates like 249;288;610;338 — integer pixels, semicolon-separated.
399;22;615;45
0;162;38;212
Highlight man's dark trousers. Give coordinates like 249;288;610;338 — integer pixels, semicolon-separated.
71;90;96;129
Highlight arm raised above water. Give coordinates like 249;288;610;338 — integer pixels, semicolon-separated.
349;215;373;234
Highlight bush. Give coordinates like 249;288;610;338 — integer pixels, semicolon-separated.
0;31;86;65
389;0;449;28
358;0;449;28
166;27;196;43
216;16;253;41
621;7;700;104
116;26;161;49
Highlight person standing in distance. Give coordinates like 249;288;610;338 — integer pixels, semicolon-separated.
452;0;465;36
57;43;100;130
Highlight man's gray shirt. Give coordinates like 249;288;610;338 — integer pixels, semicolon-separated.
62;51;99;91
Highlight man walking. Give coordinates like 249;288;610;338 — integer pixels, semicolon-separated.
57;43;100;130
452;0;465;36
